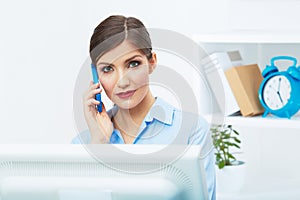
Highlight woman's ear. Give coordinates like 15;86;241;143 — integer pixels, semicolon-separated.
148;52;157;74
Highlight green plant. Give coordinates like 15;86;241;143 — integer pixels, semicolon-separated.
211;124;241;169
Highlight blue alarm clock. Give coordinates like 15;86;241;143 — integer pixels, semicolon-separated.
258;56;300;119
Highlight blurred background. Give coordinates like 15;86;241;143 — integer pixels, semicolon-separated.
1;0;299;143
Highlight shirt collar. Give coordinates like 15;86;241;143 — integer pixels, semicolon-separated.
107;97;175;126
144;97;175;125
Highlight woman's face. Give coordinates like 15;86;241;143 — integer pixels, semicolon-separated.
96;40;156;109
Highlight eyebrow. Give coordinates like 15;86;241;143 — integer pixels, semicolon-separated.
97;55;143;67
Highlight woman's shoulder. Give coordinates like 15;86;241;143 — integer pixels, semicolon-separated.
154;97;208;127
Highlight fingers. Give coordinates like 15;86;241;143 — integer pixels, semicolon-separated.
85;88;102;100
90;81;101;89
84;83;102;108
84;81;103;100
85;98;101;107
83;81;106;115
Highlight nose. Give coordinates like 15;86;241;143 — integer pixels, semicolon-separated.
116;69;130;89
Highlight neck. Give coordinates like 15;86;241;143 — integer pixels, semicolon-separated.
129;92;155;122
113;91;155;139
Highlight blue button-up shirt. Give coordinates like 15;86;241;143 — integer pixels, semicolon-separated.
72;97;216;199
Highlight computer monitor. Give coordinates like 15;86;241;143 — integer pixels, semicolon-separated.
0;144;208;200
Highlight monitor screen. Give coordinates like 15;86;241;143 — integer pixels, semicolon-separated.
0;144;208;200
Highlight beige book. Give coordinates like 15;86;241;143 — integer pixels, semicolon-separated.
225;64;265;116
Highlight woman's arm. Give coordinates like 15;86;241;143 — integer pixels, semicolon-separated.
189;118;216;200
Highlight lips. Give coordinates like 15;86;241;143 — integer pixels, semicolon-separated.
116;90;136;99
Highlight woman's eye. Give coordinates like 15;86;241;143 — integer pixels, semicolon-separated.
129;61;140;68
102;66;113;73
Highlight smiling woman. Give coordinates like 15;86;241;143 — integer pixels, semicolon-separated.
96;41;156;112
71;15;216;200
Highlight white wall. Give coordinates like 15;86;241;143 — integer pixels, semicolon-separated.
0;0;231;143
1;0;299;143
228;0;300;31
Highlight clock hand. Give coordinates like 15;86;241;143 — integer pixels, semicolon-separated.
277;91;284;105
277;77;282;92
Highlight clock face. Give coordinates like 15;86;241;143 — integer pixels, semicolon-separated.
263;75;291;110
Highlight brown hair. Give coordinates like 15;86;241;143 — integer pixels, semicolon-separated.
89;15;152;64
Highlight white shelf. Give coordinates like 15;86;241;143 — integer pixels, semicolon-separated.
225;113;300;129
192;30;300;43
199;30;300;127
205;112;300;129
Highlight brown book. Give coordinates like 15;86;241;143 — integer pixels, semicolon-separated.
225;64;264;116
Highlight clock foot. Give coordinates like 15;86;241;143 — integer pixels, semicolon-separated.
262;111;268;118
285;112;291;119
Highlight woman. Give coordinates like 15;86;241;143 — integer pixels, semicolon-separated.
72;15;215;199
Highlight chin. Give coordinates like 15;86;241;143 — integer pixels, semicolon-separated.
114;94;146;110
115;99;139;110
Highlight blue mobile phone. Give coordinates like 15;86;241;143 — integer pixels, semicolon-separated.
91;64;102;112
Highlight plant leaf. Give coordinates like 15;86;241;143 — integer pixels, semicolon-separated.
232;143;241;149
227;153;236;160
233;137;241;143
218;160;225;169
233;130;239;135
224;142;236;147
215;153;221;161
211;124;242;169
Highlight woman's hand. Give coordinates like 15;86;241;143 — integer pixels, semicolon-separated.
83;81;114;144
